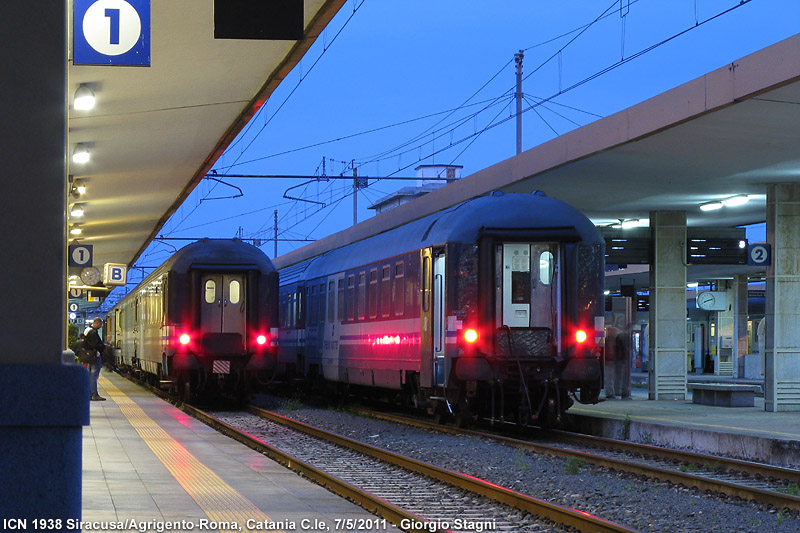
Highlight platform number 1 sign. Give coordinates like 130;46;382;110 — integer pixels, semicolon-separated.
74;0;150;66
69;245;93;267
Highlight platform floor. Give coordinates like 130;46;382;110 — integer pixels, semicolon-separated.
568;384;800;467
82;371;402;532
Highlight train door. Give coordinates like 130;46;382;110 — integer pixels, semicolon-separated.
497;243;560;354
433;250;446;386
420;248;446;388
502;244;532;327
201;273;247;337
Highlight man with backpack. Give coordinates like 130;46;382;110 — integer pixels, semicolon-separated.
83;317;106;401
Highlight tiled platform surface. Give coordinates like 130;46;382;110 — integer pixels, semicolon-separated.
567;383;800;468
82;371;402;532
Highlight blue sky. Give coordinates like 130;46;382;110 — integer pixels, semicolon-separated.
120;0;793;295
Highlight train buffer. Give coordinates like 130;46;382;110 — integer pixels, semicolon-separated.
688;383;762;407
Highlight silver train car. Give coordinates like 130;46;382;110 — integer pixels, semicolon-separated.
275;191;605;425
106;239;279;402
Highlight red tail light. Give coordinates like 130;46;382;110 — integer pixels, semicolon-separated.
256;334;267;345
178;333;191;345
575;330;588;344
464;328;479;343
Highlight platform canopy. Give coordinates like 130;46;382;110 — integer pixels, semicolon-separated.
67;0;345;270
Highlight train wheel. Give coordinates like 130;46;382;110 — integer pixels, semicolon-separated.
235;374;251;408
453;395;477;428
183;380;192;404
173;372;193;404
432;403;447;425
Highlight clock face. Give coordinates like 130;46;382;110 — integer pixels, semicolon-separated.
697;291;717;310
80;266;101;286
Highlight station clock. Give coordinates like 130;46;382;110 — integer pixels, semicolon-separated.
696;291;727;311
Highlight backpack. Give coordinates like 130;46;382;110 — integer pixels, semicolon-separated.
76;335;96;364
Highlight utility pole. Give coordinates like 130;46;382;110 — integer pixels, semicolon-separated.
515;50;524;155
353;163;358;226
273;210;278;258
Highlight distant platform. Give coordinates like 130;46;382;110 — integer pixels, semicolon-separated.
82;371;402;532
566;380;800;468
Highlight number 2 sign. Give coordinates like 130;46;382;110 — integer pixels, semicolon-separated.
74;0;150;66
747;243;771;266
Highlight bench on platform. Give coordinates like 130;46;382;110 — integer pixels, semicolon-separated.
688;383;761;407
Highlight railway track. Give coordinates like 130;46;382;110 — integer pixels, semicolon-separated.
183;404;638;533
117;371;797;529
355;409;800;513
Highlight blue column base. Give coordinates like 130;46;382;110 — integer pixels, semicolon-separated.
0;364;89;523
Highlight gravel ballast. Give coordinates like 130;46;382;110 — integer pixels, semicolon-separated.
249;395;800;532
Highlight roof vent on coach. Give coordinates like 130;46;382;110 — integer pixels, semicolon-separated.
490;190;504;196
531;190;548;197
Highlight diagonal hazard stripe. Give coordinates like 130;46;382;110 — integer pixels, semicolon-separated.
99;376;283;533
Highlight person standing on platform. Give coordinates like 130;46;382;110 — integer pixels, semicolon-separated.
604;326;620;399
84;317;106;401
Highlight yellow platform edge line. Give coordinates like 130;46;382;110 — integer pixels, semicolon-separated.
98;376;283;533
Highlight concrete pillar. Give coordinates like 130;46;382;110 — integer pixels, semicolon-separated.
0;4;89;524
733;274;749;379
764;184;800;412
648;211;687;400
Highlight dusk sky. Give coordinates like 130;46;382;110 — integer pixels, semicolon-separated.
110;0;796;301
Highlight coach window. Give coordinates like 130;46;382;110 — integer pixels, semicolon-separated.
539;250;554;285
229;280;241;305
310;285;317;325
394;262;405;316
204;280;216;304
298;289;305;327
319;283;326;325
339;279;346;322
153;289;162;324
328;281;336;323
358;272;366;320
161;278;169;323
289;292;296;328
381;266;391;317
347;275;355;321
369;269;378;319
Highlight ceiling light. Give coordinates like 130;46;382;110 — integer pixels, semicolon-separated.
70;179;86;198
700;201;723;211
69;224;82;235
70;203;85;217
72;144;90;164
722;195;749;207
73;84;96;111
621;218;640;229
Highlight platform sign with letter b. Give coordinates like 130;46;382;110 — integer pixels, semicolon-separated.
74;0;150;66
103;263;128;286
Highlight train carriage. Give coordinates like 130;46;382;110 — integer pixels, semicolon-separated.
276;191;605;425
107;239;279;402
